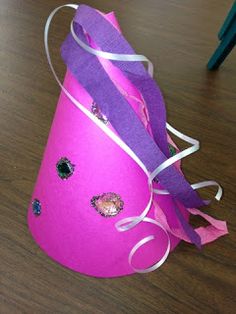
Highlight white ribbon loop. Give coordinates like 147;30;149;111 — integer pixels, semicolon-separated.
128;217;170;273
151;123;223;201
70;21;154;76
154;180;223;201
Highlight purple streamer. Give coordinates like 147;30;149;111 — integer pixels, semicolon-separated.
75;5;169;157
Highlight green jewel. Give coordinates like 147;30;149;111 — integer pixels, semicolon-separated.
56;157;75;180
169;144;177;157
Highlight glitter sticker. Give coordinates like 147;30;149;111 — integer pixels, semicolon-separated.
32;199;41;216
91;192;124;217
91;102;108;124
56;157;75;180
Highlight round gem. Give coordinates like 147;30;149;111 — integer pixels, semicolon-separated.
56;157;74;180
169;144;177;157
91;102;108;124
91;192;124;217
32;199;41;216
153;145;177;184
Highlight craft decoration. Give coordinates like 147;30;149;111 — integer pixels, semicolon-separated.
91;192;124;217
56;157;75;179
91;102;109;124
27;4;228;278
32;199;41;216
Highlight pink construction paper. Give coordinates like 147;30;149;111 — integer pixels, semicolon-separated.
27;11;186;278
28;69;186;278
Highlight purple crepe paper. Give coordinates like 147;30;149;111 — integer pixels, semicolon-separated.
60;5;204;246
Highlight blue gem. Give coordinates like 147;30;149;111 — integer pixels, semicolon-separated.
32;199;41;216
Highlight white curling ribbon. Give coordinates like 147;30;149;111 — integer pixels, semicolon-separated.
154;181;222;201
71;10;222;201
151;123;223;201
127;217;170;273
44;4;148;175
115;181;153;232
45;4;222;274
70;21;154;76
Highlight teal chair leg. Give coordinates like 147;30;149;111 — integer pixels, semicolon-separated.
207;2;236;70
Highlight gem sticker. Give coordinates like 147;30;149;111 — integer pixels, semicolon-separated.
153;145;177;183
169;144;177;157
32;199;41;216
91;102;108;124
56;157;75;180
91;192;124;217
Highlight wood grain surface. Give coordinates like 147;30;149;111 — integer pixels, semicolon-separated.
0;1;236;313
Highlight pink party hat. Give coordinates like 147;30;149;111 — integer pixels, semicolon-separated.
28;4;228;278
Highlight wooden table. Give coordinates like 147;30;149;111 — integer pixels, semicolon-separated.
1;1;235;313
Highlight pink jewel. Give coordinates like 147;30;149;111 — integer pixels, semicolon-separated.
91;192;124;217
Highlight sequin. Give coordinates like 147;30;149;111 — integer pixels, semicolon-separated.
32;199;41;216
169;144;177;157
153;145;177;184
91;192;124;217
91;102;108;124
56;157;75;180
